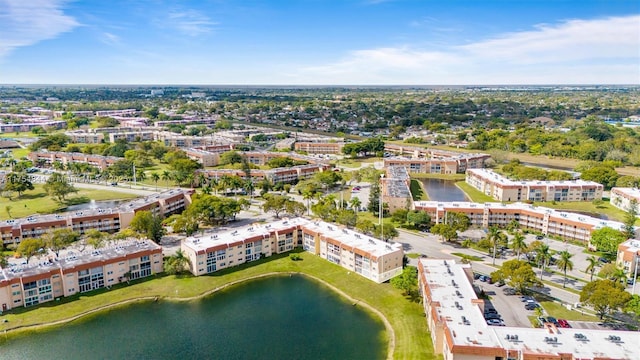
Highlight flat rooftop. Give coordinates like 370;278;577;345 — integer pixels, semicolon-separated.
183;217;402;258
0;239;160;282
420;259;638;359
612;187;640;199
467;168;602;187
413;200;628;231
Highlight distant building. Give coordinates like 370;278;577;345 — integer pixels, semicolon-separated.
413;200;631;245
466;168;603;202
382;166;412;212
181;217;403;283
610;187;640;212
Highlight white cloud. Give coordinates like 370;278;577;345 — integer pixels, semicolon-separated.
167;9;217;37
291;15;640;84
101;32;120;46
0;0;79;58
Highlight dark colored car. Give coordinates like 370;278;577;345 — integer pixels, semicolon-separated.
546;316;558;325
599;257;610;263
525;303;541;310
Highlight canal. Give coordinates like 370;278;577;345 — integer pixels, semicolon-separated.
420;178;468;202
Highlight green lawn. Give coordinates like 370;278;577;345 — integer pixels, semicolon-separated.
0;185;138;218
451;253;483;262
0;131;41;139
409;179;428;201
10;148;31;160
335;159;364;168
455;181;494;203
0;251;437;359
406;253;421;259
539;300;599;322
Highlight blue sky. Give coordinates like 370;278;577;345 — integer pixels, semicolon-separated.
0;0;638;85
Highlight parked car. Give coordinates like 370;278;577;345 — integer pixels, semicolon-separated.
521;296;535;302
525;303;541;310
484;308;498;314
538;316;547;326
536;235;544;240
473;273;481;280
484;313;501;320
546;316;558;325
599;257;610;264
486;319;505;326
502;287;517;296
495;281;506;287
557;319;571;328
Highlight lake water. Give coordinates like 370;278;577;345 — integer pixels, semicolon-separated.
420;178;468;202
2;276;386;360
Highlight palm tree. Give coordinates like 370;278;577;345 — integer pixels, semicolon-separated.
585;256;599;281
487;226;507;265
161;170;172;187
557;250;574;288
511;232;527;260
151;172;160;191
536;243;552;280
611;267;628;285
350;197;362;212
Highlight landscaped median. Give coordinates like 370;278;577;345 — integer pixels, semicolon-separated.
0;251;437;360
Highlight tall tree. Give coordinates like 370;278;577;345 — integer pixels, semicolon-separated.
487;226;507;265
151;172;160;191
130;210;166;243
510;232;527;260
43;172;77;202
490;259;542;295
623;199;638;239
535;243;552;280
580;280;631;319
46;229;80;257
556;250;574;288
589;227;627;254
17;238;46;264
585;256;599;281
4;172;34;198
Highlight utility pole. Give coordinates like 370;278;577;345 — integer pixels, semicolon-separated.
133;163;136;187
380;173;385;241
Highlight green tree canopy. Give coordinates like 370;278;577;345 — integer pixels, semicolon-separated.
43;172;77;202
406;210;431;229
580;280;631;319
589;227;627;254
130;210;166;243
17;238;46;264
391;266;418;295
490;259;542;294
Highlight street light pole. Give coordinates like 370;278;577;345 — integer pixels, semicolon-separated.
633;255;639;295
379;173;385;241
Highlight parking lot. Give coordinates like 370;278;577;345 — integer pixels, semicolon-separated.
474;279;533;328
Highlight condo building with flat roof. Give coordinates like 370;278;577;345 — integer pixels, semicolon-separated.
382;166;412;212
413;201;632;245
0;239;163;311
0;189;192;245
466;168;603;202
617;239;640;278
418;258;638;360
181;217;404;283
610;187;640;212
384;144;490;174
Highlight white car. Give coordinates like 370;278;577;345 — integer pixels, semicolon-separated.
486;319;505;326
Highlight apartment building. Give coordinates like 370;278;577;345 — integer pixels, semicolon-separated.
617;239;640;278
0;120;67;133
382;166;412;212
413;201;630;245
108;131;155;143
0;189;192;245
95;109;138;117
384;156;460;175
65;130;105;144
294;141;345;154
181;217;404;283
610;187;640;212
418;258;637;360
384;144;490;173
197;163;331;184
466;168;603;202
28;151;121;170
0;239;163;311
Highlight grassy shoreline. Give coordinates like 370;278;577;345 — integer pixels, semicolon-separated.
0;251;437;359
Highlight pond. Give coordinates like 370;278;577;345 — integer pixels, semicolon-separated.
2;276;387;360
420;178;468;202
66;199;123;211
